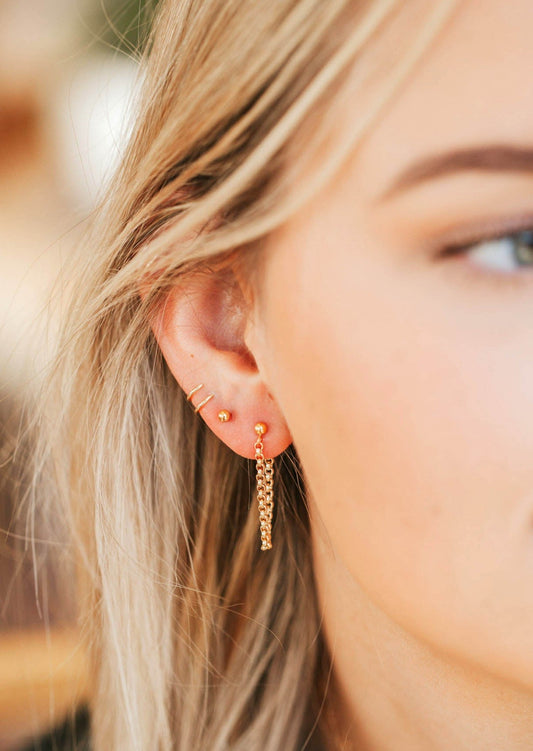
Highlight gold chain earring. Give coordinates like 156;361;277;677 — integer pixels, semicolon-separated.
254;422;274;551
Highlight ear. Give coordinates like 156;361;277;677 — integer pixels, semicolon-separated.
145;265;292;460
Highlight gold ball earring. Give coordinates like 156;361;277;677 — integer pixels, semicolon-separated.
218;409;231;422
254;422;274;551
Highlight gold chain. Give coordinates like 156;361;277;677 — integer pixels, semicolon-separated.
254;433;274;550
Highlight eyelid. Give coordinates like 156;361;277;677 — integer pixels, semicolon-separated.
433;211;533;257
432;214;533;292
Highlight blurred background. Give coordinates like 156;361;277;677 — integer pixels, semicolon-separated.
0;1;157;747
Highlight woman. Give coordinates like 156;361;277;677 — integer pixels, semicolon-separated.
28;0;533;748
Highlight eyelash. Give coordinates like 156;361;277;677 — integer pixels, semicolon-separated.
435;222;533;288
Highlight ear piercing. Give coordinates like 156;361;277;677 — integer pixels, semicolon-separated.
186;383;215;414
186;383;204;401
186;383;230;419
186;382;275;551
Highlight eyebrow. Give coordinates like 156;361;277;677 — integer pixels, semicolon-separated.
378;144;533;201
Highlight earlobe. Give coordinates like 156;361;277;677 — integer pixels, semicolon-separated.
145;266;292;460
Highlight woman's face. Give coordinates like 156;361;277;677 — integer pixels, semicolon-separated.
247;0;533;696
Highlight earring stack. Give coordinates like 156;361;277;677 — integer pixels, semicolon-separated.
186;382;275;551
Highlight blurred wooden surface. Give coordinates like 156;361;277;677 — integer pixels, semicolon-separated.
0;626;90;750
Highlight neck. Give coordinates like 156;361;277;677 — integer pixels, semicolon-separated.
311;530;533;751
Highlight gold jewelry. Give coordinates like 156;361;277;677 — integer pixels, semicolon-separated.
254;422;274;551
193;393;214;414
186;383;214;414
218;409;231;422
186;383;204;401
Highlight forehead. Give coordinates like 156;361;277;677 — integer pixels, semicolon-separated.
340;0;533;202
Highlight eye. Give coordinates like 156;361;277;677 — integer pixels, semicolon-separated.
441;229;533;274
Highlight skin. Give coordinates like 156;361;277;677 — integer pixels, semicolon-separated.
152;1;533;748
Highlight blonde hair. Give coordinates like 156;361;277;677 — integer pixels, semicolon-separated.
26;1;460;748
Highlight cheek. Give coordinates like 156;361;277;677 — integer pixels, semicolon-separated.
260;232;533;685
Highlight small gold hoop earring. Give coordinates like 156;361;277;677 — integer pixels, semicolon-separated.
186;383;204;402
254;422;274;551
194;393;214;414
186;383;214;414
